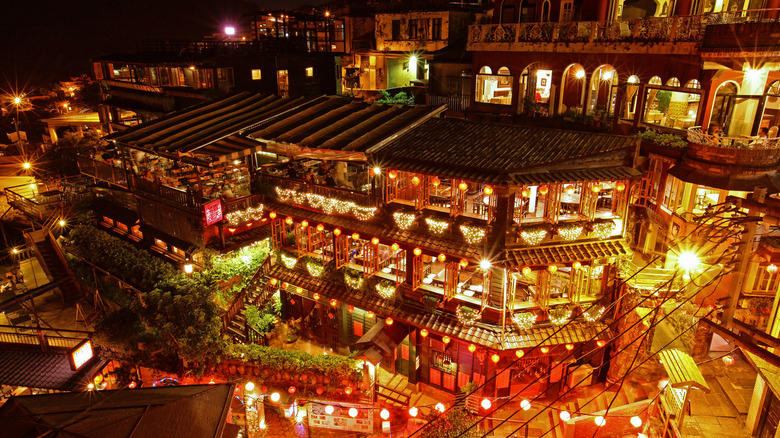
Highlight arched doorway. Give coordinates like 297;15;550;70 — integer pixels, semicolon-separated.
560;64;586;115
587;65;618;116
622;75;641;120
709;81;739;133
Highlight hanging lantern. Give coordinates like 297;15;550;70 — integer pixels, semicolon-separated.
539;185;549;195
285;216;294;225
572;261;582;271
367;311;375;318
722;355;735;366
468;344;476;353
560;411;571;422
432;176;441;187
459;182;469;192
386;317;394;325
288;386;297;394
409;407;419;417
565;344;574;350
301;220;309;228
442;336;451;344
591;184;602;193
316;386;324;395
228;228;236;233
270;211;277;219
548;265;558;274
296;287;303;294
333;228;342;236
371;237;380;245
481;399;492;410
380;409;390;420
389;170;397;179
541;346;550;354
420;329;428;337
316;223;324;232
768;264;779;275
483;186;494;195
521;188;531;198
373;166;381;176
491;353;500;363
515;350;524;358
438;254;447;263
330;299;338;306
348;408;358;417
345;386;353;395
597;340;606;347
413;248;422;256
352;232;360;240
281;282;288;289
412;176;421;186
347;305;354;312
391;243;400;251
522;266;532;277
616;181;626;191
460;258;468;269
270;278;278;285
313;293;320;300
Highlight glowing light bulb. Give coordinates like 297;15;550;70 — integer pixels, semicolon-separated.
380;409;390;420
520;400;531;410
409;407;418;417
481;398;492;410
271;392;280;402
435;403;446;413
560;411;571;421
630;416;642;427
325;405;334;415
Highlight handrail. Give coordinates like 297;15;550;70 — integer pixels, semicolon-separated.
469;8;780;45
687;126;780;149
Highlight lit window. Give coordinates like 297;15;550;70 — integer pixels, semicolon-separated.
642;86;701;130
116;222;128;232
305;67;314;77
476;66;512;105
131;225;143;239
172;246;186;257
102;216;114;226
251;69;262;80
154;238;167;250
649;76;662;85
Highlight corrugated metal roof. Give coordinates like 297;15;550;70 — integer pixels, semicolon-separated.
505;239;631;266
371;118;638;184
659;348;710;392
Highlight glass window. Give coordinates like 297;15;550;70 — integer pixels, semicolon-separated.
305;67;314;77
392;20;401;40
693;187;720;213
535;69;553;104
154;238;167;250
476;67;512;105
649;76;662;85
754;264;780;293
642;87;701;130
666;77;680;87
277;70;289;97
662;176;682;212
252;69;262;80
432;18;442;40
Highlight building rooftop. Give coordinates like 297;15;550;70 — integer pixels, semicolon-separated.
0;348;106;392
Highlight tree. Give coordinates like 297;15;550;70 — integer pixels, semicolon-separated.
419;408;483;438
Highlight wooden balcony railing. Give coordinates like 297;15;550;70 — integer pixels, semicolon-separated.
5;183;63;222
259;173;377;208
687;126;780;149
223;194;264;215
468;9;780;46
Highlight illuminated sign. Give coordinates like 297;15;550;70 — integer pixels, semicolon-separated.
308;403;373;433
204;200;223;226
70;340;93;370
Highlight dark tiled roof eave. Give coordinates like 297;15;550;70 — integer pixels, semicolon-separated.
505;239;632;267
509;166;642;186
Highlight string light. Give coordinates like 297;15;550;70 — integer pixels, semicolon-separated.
306;260;324;277
276;187;377;220
281;253;298;269
376;281;397;299
225;204;264;226
409;407;419;417
591;221;616;239
344;271;365;290
393;212;416;230
426;217;449;234
460;224;486;244
520;228;548;246
548;307;573;326
520;400;531;410
557;224;583;241
513;312;535;331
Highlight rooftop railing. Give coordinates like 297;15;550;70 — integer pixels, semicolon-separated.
469;9;780;45
687;126;780;149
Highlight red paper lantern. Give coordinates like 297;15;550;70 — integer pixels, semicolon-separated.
616;182;626;192
768;264;779;275
347;305;354;312
541;346;550;354
483;186;493;195
288;386;296;394
313;293;320;300
420;329;428;337
438;254;447;263
458;182;468;191
333;228;342;236
352;232;360;240
491;353;500;363
371;237;380;245
391;243;400;251
432;177;441;187
468;344;476;353
413;247;422;256
386;317;394;325
316;386;324;395
344;386;353;395
459;259;468;268
539;185;549;195
516;350;524;358
330;299;338;306
301;220;308;228
442;336;451;344
521;188;531;198
388;170;397;179
269;211;277;219
285;216;294;225
316;223;324;232
412;176;420;186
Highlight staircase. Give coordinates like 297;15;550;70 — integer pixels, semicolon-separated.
625;261;683;296
222;257;275;344
24;226;81;302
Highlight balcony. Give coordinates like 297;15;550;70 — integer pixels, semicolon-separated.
686;127;780;170
468;10;780;53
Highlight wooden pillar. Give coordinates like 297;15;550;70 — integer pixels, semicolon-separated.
408;330;419;384
485;188;510;258
767;0;780;20
674;0;692;16
596;0;610;22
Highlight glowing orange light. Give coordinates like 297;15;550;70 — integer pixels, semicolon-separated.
313;293;320;300
768;264;779;275
301;220;309;228
420;329;428;337
597;340;606;347
541;346;550;354
491;353;500;363
459;182;468;191
345;386;353;395
522;266;532;277
723;355;735;366
560;410;571;421
438;254;447;263
288;386;296;394
565;185;575;195
442;336;451;344
317;224;324;232
348;407;358;417
616;182;626;191
371;237;379;245
413;248;422;256
460;259;468;268
412;176;420;186
285;216;294;225
352;233;360;240
347;305;354;312
521;188;531;198
228;228;236;233
296;287;303;293
281;282;288;289
330;299;337;306
270;278;278;285
591;184;602;193
367;311;375;318
468;344;476;353
380;409;390;420
515;350;524;358
409;407;419;417
389;170;397;179
483;186;493;195
481;398;492;410
270;211;277;219
548;265;557;274
565;344;574;350
391;243;399;251
572;261;582;271
386;317;394;325
333;228;342;236
539;185;549;195
432;177;441;187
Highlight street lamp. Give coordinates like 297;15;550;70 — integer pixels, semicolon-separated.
677;250;700;272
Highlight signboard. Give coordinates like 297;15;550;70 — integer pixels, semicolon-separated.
204;199;223;226
308;402;373;433
69;339;93;370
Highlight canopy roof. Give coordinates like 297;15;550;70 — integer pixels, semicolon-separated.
108;92;445;163
659;348;710;392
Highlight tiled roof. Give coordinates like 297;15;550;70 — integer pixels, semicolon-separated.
267;265;610;350
267;202;483;260
504;239;632;267
0;348;106;391
509;166;641;186
0;383;235;438
371;118;637;184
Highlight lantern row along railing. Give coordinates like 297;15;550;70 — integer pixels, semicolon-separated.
687;127;780;149
469;9;780;45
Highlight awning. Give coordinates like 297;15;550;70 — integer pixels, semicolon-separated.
353;319;410;365
505;239;632;267
659;348;710;392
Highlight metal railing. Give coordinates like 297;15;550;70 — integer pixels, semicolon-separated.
427;95;472;112
0;325;90;351
469;9;780;45
687;126;780;149
5;183;64;222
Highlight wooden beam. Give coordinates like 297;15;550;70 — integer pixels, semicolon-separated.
700;318;780;368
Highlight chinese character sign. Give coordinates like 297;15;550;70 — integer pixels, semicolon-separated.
204;200;223;225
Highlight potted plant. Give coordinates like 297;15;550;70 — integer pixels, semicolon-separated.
422;293;440;312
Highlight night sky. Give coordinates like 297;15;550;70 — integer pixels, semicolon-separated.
0;0;316;93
